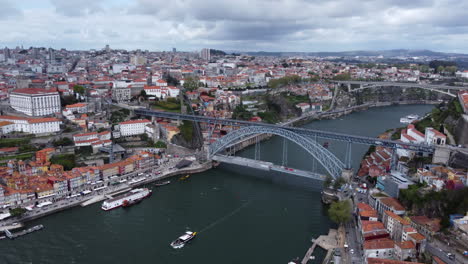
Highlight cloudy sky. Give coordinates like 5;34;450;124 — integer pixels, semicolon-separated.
1;0;467;53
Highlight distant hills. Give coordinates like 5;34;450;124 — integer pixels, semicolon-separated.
241;49;468;58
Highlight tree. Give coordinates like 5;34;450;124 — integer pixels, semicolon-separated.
328;200;352;224
154;141;167;148
52;137;73;147
183;76;200;91
139;90;147;98
333;176;346;189
9;207;26;217
50;154;76;170
332;73;351;81
178;120;194;141
73;85;85;95
323;175;333;188
164;74;180;86
232;104;253;120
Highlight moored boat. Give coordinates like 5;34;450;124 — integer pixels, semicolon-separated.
101;188;152;211
170;231;197;249
154;180;170;186
179;175;190;181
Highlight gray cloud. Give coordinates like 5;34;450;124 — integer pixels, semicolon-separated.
0;0;22;19
0;0;467;52
50;0;104;17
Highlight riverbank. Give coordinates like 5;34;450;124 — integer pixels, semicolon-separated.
0;161;212;227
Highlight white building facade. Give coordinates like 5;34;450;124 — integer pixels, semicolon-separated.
119;119;151;136
10;88;61;116
0;116;61;134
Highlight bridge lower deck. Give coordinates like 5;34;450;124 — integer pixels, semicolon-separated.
212;155;325;181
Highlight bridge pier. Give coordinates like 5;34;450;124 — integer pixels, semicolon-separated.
347;83;351;92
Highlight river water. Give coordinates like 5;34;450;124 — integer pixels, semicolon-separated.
0;105;434;264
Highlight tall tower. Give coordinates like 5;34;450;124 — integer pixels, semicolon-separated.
3;47;11;61
48;48;55;62
201;48;211;61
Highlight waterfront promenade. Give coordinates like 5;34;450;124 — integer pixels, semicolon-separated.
0;157;211;227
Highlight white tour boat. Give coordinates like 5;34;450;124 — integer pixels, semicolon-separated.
101;188;152;211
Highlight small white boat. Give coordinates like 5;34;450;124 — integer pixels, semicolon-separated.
170;231;197;249
400;114;419;124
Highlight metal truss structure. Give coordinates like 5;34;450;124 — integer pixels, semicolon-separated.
135;108;436;153
208;126;346;179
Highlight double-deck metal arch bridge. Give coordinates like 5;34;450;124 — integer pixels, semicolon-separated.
209;126;346;179
332;81;465;98
133;107;438;181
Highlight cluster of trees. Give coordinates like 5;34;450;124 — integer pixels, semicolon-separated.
154;141;167;148
267;75;302;89
52;137;73;147
178;121;194;142
429;60;458;74
73;85;85;95
183;76;204;91
324;176;346;189
50;154;76;171
163;74;180;86
332;73;352;81
110;108;130;124
232;104;253;120
210;49;226;56
399;185;468;228
154;98;181;112
9;207;27;217
328;200;352;224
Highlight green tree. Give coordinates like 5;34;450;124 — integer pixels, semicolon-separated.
332;73;351;81
9;207;26;217
437;65;445;73
328;200;352;224
183;76;200;91
154;141;167;148
140;90;147;98
73;85;85;95
52;137;73;147
50;154;76;170
232;104;253;120
323;175;333;188
178;120;194;141
333;176;346;189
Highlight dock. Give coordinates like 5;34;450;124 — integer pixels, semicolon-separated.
301;239;319;264
301;229;340;264
4;224;44;239
80;186;132;207
0;223;24;232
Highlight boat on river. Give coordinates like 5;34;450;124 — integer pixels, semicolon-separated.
101;188;152;211
170;231;197;249
400;114;419;124
154;180;170;186
179;175;190;181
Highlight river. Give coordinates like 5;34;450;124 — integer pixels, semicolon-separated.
0;104;434;264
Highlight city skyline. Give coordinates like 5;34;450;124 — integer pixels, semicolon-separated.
1;0;468;53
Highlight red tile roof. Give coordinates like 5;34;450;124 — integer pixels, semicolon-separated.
12;88;58;95
364;238;394;250
119;119;150;125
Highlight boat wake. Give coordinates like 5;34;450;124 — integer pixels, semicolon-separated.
199;201;252;234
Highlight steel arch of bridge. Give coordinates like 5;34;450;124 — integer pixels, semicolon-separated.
209;126;345;179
